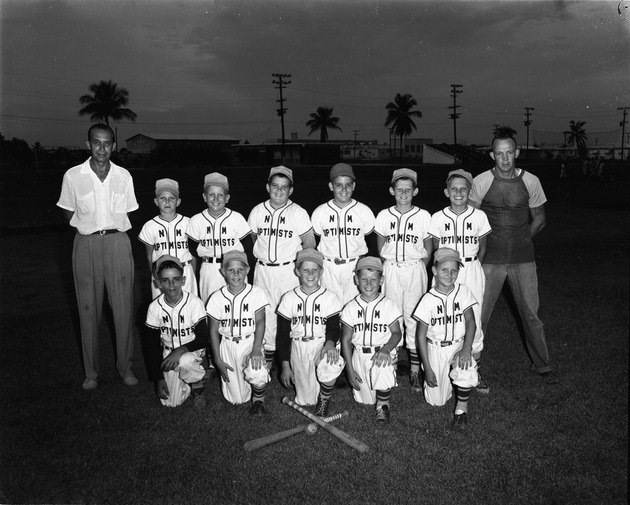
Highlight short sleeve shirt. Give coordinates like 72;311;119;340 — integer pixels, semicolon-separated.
145;292;207;349
375;206;432;261
340;294;402;348
413;285;476;343
206;284;269;339
139;214;193;263
428;206;491;259
186;209;251;259
276;286;342;340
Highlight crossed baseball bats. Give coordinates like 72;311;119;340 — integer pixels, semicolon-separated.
242;397;369;453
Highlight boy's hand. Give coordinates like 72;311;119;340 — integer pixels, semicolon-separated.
245;349;265;370
424;368;437;388
215;360;234;382
346;367;362;391
161;347;185;372
453;347;472;370
280;362;294;389
318;341;339;364
155;379;169;400
371;348;392;367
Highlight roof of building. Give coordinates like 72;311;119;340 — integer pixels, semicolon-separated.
126;133;238;142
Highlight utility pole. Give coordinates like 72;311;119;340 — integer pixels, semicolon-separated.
523;107;534;163
618;107;629;161
353;130;360;160
492;124;500;137
448;84;463;146
272;73;291;162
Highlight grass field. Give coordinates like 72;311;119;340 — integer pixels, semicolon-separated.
0;162;628;504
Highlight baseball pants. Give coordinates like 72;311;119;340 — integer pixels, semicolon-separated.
160;348;206;407
199;262;226;304
351;346;397;405
321;259;359;305
219;336;270;404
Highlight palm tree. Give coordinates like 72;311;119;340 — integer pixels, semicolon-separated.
32;141;44;169
566;120;588;159
306;106;342;142
78;80;137;126
385;93;422;159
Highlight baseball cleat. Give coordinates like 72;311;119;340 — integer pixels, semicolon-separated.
376;405;390;424
476;371;489;394
540;371;560;385
451;412;468;430
123;371;139;387
82;378;98;391
409;372;423;393
314;396;330;418
249;401;268;416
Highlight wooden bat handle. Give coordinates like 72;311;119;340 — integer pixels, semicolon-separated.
242;410;348;452
282;397;369;453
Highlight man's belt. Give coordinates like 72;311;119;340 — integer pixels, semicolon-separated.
257;260;294;267
360;345;381;353
463;256;478;262
92;229;119;235
224;334;253;343
324;257;359;265
202;257;222;263
427;337;464;347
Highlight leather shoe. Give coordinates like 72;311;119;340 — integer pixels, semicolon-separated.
82;378;98;391
123;371;139;387
541;371;560;385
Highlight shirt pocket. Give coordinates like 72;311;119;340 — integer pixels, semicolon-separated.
111;192;128;214
76;192;95;214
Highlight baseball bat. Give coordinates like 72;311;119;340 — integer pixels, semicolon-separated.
243;411;348;452
282;397;369;453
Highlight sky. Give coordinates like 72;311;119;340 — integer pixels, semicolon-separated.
1;0;629;149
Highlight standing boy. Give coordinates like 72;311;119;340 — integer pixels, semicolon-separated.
139;178;198;299
311;163;376;305
375;168;433;392
413;248;479;429
187;172;251;303
341;257;402;424
247;165;315;368
429;169;491;392
56;123;138;390
276;248;344;417
206;251;271;414
145;256;208;408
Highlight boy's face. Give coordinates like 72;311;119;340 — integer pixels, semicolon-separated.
444;177;471;207
154;191;181;215
389;178;418;207
295;260;322;291
266;175;293;208
328;176;355;206
354;268;383;301
432;260;460;291
222;260;249;290
203;185;230;216
157;267;185;301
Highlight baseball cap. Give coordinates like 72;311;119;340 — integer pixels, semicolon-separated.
204;172;229;192
295;248;324;268
446;169;473;188
222;250;249;267
433;248;463;266
268;165;293;183
155;254;184;271
155;178;180;198
354;256;383;273
329;163;355;180
391;168;417;185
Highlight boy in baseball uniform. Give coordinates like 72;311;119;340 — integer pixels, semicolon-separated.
247;165;315;368
340;257;402;424
187;172;251;304
375;168;433;393
311;163;376;305
277;248;344;417
413;248;479;429
145;256;209;408
206;251;271;415
139;179;198;300
428;169;491;393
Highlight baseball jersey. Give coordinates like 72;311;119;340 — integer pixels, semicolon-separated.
413;284;477;343
340;294;402;348
186;208;250;258
375;206;432;261
139;214;194;263
248;200;313;263
311;199;375;259
428;206;491;259
206;284;269;339
470;169;546;264
145;291;207;349
277;286;342;340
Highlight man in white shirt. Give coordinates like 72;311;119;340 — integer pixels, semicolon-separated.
57;124;139;390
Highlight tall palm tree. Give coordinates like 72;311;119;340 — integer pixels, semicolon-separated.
566;120;588;159
385;93;422;159
78;79;137;126
306;106;342;142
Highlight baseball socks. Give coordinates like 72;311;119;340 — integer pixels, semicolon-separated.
315;382;334;417
264;350;275;370
249;385;268;415
475;356;489;394
452;386;471;429
408;350;423;392
375;390;392;424
191;381;206;409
